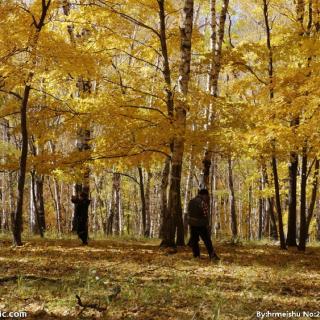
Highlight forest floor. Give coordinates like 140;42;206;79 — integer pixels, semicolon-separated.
0;236;319;320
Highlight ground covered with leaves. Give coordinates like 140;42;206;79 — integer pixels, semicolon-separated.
0;236;319;320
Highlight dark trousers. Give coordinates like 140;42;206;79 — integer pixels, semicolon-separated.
189;226;214;257
78;229;88;244
77;220;88;245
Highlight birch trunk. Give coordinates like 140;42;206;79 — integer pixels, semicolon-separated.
1;120;10;231
211;158;219;236
201;0;229;189
262;163;278;239
183;151;195;235
258;173;263;240
49;142;62;234
299;149;308;250
53;177;62;234
30;172;45;237
1;175;5;231
106;174;119;235
164;0;194;247
29;138;46;237
63;1;92;223
316;200;320;241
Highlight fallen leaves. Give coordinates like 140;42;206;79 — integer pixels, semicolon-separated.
0;238;319;319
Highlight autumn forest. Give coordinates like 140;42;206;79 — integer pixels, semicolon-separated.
1;0;320;319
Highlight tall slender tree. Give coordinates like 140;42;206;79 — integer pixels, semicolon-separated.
12;0;52;246
261;0;286;249
164;0;194;247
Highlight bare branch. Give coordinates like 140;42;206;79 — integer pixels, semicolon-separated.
103;78;165;102
233;62;268;85
91;0;161;38
119;105;169;118
0;89;23;100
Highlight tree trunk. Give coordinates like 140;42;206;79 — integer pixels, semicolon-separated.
63;1;92;223
211;158;218;237
167;140;185;246
157;0;174;243
72;122;91;230
248;185;252;240
36;176;45;235
138;167;147;236
8;171;15;231
200;0;229;188
296;0;305;27
93;176;105;234
145;171;152;237
106;173;120;235
286;0;303;245
158;0;174;118
106;199;113;236
262;164;278;240
258;173;263;240
228;158;238;240
30;172;45;237
307;159;319;232
159;157;170;240
12;0;51;247
29;138;46;237
162;0;194;247
92;197;98;234
298;150;308;251
263;0;285;248
271;156;286;249
1;175;4;231
53;177;62;234
48;142;63;234
210;0;229;96
266;197;278;240
157;0;174;244
13;84;31;246
201;151;212;189
316;200;320;241
30;179;37;234
183;151;195;236
113;173;121;236
287;150;299;246
1;175;9;231
1;120;11;231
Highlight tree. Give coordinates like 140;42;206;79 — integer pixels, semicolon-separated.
6;0;52;246
162;0;195;247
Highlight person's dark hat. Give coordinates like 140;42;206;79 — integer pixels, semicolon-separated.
198;189;209;195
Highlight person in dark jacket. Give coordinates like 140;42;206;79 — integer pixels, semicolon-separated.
72;192;91;245
188;189;220;261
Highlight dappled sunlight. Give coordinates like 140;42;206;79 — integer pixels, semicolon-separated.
0;238;319;319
